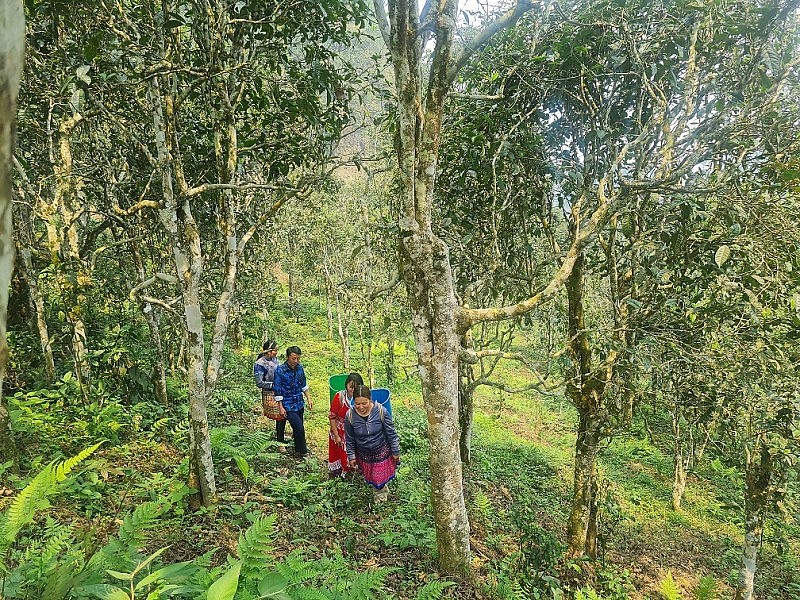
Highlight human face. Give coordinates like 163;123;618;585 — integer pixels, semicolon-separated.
286;352;301;369
346;380;356;397
353;395;373;417
266;347;278;360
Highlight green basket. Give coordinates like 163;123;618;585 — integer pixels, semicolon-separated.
329;374;348;402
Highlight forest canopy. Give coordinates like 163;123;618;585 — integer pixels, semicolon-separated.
1;1;799;599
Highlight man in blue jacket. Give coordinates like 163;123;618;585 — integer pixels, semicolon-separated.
273;345;313;457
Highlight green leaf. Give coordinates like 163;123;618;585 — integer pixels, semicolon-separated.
79;584;131;600
659;570;681;600
257;572;289;596
233;456;250;481
106;570;134;582
714;245;731;268
135;560;194;590
76;64;91;84
695;575;718;600
207;560;241;600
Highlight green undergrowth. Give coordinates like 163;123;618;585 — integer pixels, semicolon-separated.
3;300;799;599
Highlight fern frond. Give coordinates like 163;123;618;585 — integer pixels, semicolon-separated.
117;500;168;547
415;579;456;600
210;427;240;461
273;555;320;585
41;559;79;600
289;587;332;600
81;500;169;578
1;465;57;549
659;571;681;600
342;568;389;600
29;523;74;565
241;430;272;454
1;444;103;551
194;548;219;569
237;514;276;578
53;442;104;482
695;575;718;600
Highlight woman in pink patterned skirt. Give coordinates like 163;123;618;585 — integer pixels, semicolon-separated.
345;385;400;501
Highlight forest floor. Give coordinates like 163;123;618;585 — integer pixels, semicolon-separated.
3;308;799;599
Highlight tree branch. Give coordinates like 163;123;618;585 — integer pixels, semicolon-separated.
183;181;301;198
369;270;401;299
372;0;391;47
447;0;536;86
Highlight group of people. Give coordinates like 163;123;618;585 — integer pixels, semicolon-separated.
254;342;400;500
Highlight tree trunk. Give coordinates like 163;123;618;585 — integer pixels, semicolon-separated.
325;279;334;339
386;316;395;386
401;233;471;574
11;164;56;381
566;411;602;557
671;411;687;511
564;251;608;558
149;75;216;506
585;478;600;559
360;197;375;386
458;334;475;467
335;292;350;371
129;240;169;406
18;246;55;381
0;0;25;462
735;442;772;600
288;265;296;315
376;0;538;574
50;114;91;399
672;455;687;512
457;374;474;468
230;299;243;350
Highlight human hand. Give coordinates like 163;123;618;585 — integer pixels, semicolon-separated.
392;455;400;465
348;459;357;469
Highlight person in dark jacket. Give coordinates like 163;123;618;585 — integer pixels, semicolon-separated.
273;345;313;457
254;340;288;443
345;385;400;501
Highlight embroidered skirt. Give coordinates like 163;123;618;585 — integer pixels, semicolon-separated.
328;418;350;477
355;443;396;489
262;389;284;421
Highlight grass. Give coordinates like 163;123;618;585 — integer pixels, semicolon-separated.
3;299;799;599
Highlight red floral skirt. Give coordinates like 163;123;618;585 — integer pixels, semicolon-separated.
328;418;350;476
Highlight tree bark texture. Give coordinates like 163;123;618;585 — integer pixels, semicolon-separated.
15;236;55;381
0;0;24;460
50;114;91;398
375;0;541;573
735;442;773;600
458;339;475;467
12;161;56;381
379;0;472;574
564;252;608;558
671;411;687;511
149;73;216;505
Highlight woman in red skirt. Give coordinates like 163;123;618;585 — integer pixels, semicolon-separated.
328;372;363;477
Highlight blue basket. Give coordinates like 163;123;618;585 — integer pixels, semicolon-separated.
371;388;392;417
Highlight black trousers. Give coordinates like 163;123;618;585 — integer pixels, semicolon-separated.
284;407;307;454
